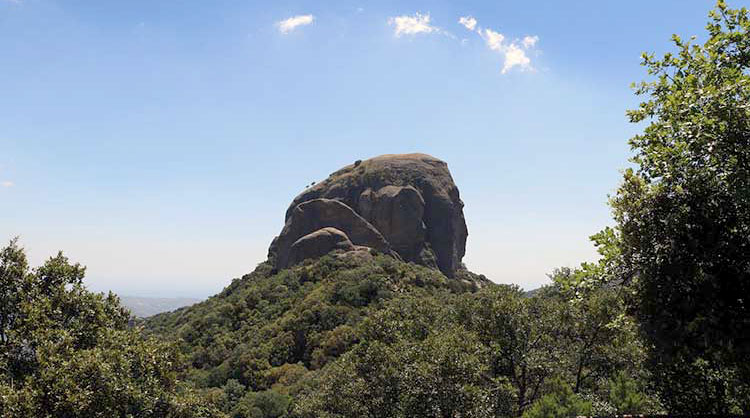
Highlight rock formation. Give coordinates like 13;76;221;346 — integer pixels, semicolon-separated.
288;227;355;267
268;153;468;277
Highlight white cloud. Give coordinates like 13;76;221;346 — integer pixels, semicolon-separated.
276;14;314;34
388;12;436;37
458;16;477;31
522;35;539;48
459;15;538;74
2;181;13;188
386;12;538;73
501;43;531;73
482;28;505;52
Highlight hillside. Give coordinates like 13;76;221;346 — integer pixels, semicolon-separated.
143;249;652;417
145;153;484;383
145;253;488;388
143;153;654;417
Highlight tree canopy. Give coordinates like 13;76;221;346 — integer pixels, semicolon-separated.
609;0;750;413
0;238;223;418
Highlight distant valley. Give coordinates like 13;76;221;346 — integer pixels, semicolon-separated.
120;296;202;317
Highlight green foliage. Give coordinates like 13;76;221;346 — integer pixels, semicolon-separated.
608;371;651;415
233;390;292;418
221;379;247;412
609;1;750;413
454;285;563;415
142;246;657;417
549;267;647;393
295;298;505;418
144;254;470;390
0;238;223;418
521;377;591;418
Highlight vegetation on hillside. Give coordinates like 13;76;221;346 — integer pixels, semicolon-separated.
141;250;657;418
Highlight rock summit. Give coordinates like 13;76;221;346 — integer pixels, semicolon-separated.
268;153;468;277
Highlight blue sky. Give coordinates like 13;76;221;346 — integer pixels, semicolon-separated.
0;0;719;297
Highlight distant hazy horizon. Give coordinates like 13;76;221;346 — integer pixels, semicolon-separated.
120;295;203;317
1;0;714;298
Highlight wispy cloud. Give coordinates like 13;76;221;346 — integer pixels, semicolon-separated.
276;14;314;34
388;12;437;37
458;15;539;74
501;43;531;74
522;35;539;48
1;181;14;188
458;16;477;31
483;28;505;52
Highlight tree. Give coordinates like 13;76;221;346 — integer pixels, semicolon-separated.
232;390;292;418
608;371;651;415
520;377;591;418
0;237;27;347
548;264;647;397
0;238;223;418
611;1;750;413
455;286;563;416
295;296;505;418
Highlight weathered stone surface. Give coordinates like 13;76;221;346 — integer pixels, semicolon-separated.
269;198;391;270
268;153;468;276
358;185;427;263
288;227;355;267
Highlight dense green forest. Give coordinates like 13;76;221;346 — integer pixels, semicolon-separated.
2;2;749;417
143;252;654;417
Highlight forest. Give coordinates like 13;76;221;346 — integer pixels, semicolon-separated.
1;2;749;417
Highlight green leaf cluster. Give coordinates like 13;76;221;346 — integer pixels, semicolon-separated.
520;377;591;418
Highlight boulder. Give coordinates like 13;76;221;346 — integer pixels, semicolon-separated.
269;198;391;270
288;227;355;266
269;153;468;276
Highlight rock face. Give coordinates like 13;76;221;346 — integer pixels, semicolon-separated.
288;227;355;267
268;153;468;276
271;198;392;269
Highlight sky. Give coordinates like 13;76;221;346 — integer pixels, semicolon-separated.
0;0;720;297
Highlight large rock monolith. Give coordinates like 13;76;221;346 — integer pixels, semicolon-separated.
268;153;468;276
